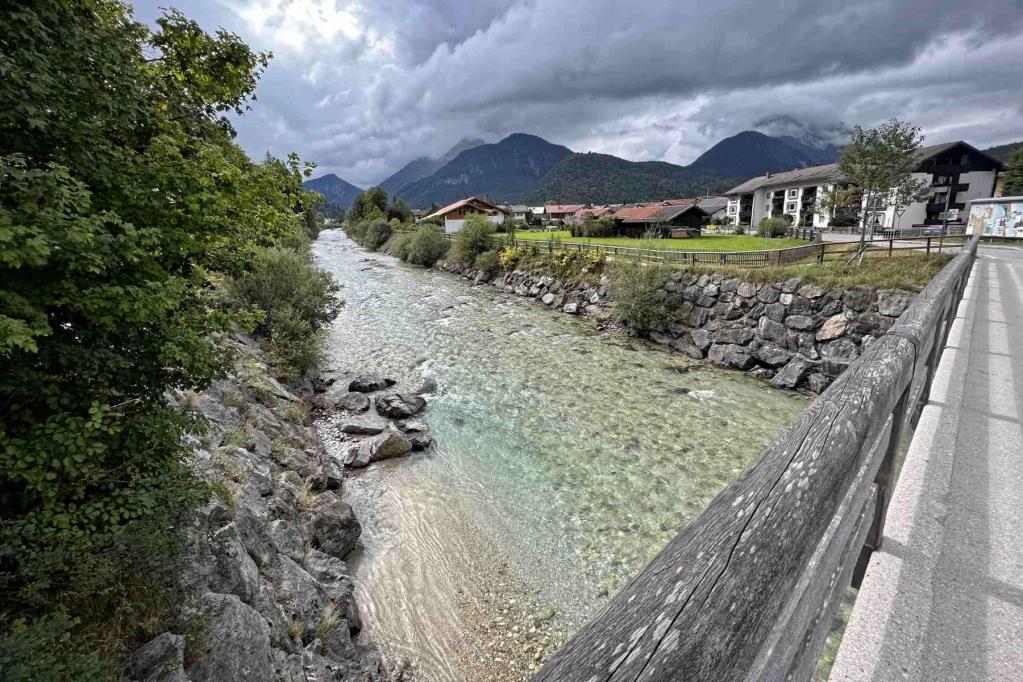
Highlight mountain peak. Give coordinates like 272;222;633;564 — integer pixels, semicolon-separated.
690;125;841;177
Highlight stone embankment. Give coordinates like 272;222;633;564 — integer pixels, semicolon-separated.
128;337;433;682
441;262;914;394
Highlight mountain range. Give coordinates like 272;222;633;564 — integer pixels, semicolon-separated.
303;122;1022;212
377;137;484;195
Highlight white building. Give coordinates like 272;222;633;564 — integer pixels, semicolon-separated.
725;141;1004;232
421;196;508;234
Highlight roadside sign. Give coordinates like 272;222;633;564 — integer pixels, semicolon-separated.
938;209;959;221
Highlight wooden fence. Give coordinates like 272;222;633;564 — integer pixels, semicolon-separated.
533;237;979;681
394;226;966;268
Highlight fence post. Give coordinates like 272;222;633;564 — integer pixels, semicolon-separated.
926;237;931;254
888;239;893;258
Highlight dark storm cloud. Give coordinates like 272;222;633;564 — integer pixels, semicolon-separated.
130;0;1023;186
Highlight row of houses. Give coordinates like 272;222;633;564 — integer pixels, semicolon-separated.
422;196;729;236
724;140;1006;232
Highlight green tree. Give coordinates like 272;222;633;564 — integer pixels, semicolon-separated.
0;0;322;660
819;119;929;250
347;186;388;223
1003;147;1023;196
451;214;496;263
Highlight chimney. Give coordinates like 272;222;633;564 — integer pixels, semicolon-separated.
765;171;773;179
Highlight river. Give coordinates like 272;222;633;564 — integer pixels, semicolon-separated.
312;229;807;681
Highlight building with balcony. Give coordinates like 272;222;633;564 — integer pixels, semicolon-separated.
724;141;1004;232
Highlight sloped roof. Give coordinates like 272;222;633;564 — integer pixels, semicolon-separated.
615;202;705;223
698;196;729;212
912;140;1005;169
423;196;508;220
725;163;840;195
545;204;585;214
574;206;615;219
507;204;530;212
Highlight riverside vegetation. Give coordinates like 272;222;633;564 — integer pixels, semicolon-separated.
0;3;378;679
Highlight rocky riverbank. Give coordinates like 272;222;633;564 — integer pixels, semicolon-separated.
127;336;435;682
439;260;914;394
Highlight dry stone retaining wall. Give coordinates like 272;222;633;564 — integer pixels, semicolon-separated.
441;262;914;394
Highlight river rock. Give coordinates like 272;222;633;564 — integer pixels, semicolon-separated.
762;302;786;322
396;418;429;433
755;343;792;367
208;523;260;602
771;357;813;389
877;289;913;317
807;372;831;394
541;292;555;305
787;296;814;316
302;492;361;558
338;416;387;435
708;343;755;370
273;556;331;640
816;314;848;341
336;392;370;413
129;633;187;682
268;519;305;562
781;277;803;294
415;377;438;395
649;331;671;346
347;375;395;393
562;302;579;314
714;326;754;346
344;430;413;467
375;393;426;419
188;593;273;682
690;328;713;351
853;312;893;336
408;432;434;450
689;306;712;327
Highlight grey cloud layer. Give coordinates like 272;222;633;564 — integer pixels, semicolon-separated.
131;0;1023;186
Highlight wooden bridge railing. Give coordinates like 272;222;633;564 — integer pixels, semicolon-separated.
534;237;979;682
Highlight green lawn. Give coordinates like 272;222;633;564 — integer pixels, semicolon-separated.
513;230;805;252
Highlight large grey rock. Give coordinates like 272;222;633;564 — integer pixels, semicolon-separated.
344;430;413;467
233;488;274;568
541;292;555;305
347;375;395;393
771;357;813;389
797;283;826;299
708;344;755;370
649;330;672;346
816;314;848;341
821;338;860;377
562;302;579;314
853;311;893;336
785;314;816;331
714;326;754;346
335;392;370;413
689;306;712;327
188;593;273;682
781;277;803;294
786;296;814;316
338;416;387;435
273;556;331;640
375;393;426;419
758;316;788;343
843;286;870;311
690;328;713;351
807;373;831;394
303;492;361;558
408;431;434;450
269;519;305;562
129;633;187;682
755;343;793;367
736;281;757;298
762;302;786;322
877;289;914;317
209;523;260;603
669;338;705;359
757;286;781;304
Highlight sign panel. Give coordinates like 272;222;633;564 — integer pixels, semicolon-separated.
967;202;1023;238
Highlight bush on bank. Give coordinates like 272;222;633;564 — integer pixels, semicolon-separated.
394;226;450;267
0;1;336;673
607;263;674;333
450;214;496;264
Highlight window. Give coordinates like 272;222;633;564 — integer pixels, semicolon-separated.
786;202;797;212
787;189;798;199
728;205;737;214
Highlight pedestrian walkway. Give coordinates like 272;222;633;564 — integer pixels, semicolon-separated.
831;246;1023;680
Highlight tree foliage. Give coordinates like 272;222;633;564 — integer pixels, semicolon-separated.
819;120;928;246
1003;147;1023;197
0;0;329;664
347;187;388;223
451;214;497;263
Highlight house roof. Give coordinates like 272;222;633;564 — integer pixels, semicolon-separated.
574;206;615;219
423;196;509;220
545;204;585;214
912;140;1005;169
507;204;530;213
697;196;728;212
615;201;706;223
725;163;841;196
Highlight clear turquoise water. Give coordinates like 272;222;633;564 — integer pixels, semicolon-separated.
313;230;807;679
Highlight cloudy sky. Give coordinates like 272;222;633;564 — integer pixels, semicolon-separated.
130;0;1023;187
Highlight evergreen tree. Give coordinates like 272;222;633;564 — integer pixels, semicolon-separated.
1003;147;1023;196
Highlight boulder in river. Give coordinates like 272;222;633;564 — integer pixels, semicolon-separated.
375;393;426;419
408;432;434;451
302;491;361;558
347;375;396;393
344;430;414;468
336;392;371;412
338;416;387;435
